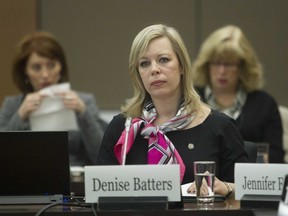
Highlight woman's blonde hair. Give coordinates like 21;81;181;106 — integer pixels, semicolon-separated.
192;25;263;92
121;24;202;117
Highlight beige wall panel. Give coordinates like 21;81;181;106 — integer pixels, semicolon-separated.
39;0;288;109
39;0;197;109
0;0;37;106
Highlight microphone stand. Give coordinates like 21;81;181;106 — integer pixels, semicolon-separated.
122;117;132;165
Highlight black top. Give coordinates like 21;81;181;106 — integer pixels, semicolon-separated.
196;88;284;163
97;110;249;184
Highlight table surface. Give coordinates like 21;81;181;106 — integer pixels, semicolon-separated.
0;178;279;216
0;197;279;216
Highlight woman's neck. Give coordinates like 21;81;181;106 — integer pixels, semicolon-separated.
152;96;180;125
213;88;237;108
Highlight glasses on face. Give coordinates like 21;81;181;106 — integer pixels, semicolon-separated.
209;61;240;71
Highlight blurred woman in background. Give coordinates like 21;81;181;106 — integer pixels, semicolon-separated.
0;31;107;166
192;25;284;163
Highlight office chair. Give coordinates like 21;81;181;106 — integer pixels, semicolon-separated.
244;141;257;163
279;105;288;163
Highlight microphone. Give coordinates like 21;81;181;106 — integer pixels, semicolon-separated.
122;117;132;165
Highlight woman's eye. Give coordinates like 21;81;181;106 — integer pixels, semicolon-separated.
139;61;150;68
47;61;56;69
159;57;169;63
31;64;41;72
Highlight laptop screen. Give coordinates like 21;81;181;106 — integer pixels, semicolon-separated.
0;131;70;196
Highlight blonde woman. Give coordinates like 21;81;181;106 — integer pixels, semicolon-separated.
192;25;284;163
97;24;249;197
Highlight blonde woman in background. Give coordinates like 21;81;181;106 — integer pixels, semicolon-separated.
192;25;284;163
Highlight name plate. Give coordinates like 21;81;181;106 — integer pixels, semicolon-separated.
84;165;181;203
235;163;288;200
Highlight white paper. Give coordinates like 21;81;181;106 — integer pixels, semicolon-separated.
181;182;196;196
29;83;78;131
181;182;213;197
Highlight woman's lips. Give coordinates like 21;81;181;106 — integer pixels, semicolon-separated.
151;80;165;86
41;82;50;88
217;79;227;85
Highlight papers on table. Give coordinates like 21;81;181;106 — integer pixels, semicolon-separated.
181;182;196;196
181;182;225;202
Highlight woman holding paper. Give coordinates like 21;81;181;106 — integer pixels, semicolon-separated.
97;24;249;197
0;32;107;166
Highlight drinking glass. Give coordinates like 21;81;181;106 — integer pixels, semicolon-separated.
193;161;216;204
256;142;269;163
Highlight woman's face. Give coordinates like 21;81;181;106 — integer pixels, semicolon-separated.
137;37;182;101
208;59;241;93
25;52;62;91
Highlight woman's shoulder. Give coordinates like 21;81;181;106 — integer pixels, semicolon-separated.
209;109;233;121
76;91;100;106
248;90;276;100
191;105;234;130
246;90;278;105
2;94;23;104
106;113;126;130
204;109;236;129
76;91;95;100
111;113;125;122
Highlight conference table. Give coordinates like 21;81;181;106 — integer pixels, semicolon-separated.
0;198;278;215
0;177;279;215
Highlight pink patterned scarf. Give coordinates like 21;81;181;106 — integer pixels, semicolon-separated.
114;100;195;182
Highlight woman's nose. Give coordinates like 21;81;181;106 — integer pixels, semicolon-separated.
151;62;160;75
40;67;50;78
216;64;227;74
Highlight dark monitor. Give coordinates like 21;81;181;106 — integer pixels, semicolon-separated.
0;131;70;196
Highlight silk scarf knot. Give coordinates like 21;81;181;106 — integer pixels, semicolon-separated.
114;100;195;182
